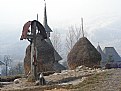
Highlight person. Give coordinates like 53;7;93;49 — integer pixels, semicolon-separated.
39;73;46;85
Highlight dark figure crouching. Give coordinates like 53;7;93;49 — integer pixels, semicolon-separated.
39;73;46;85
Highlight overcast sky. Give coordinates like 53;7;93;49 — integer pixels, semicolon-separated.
0;0;121;57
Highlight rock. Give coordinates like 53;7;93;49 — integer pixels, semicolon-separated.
81;77;87;82
61;70;68;75
89;68;92;70
35;80;39;86
77;65;83;69
14;79;20;84
91;69;97;73
27;74;35;82
95;68;102;73
61;70;68;73
86;67;89;70
53;73;60;75
76;65;88;71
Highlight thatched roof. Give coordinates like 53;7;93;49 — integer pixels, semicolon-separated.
67;37;101;69
0;61;4;65
103;47;121;62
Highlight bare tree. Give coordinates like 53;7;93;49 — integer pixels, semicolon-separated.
16;62;24;74
3;55;12;76
51;30;62;53
73;26;82;41
65;26;82;53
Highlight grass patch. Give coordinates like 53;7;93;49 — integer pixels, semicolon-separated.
63;71;112;91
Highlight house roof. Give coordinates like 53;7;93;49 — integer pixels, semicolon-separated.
0;61;4;65
103;47;121;62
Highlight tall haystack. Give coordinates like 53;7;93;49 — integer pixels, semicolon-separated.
24;34;55;75
36;34;55;72
67;37;101;69
24;34;66;75
24;45;31;75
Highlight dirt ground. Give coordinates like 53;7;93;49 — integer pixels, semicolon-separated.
89;68;121;91
0;66;106;91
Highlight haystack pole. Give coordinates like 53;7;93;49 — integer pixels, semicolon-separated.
81;18;84;37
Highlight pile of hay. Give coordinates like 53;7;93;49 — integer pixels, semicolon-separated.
36;34;55;72
24;34;55;75
67;37;101;69
24;45;31;75
24;34;65;75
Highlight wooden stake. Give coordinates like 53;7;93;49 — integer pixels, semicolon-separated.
31;21;37;80
37;14;38;21
81;18;84;37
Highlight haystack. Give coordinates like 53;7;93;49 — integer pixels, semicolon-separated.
24;45;31;75
24;34;55;75
24;34;65;75
67;37;101;69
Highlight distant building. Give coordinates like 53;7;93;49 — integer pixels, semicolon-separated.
97;45;106;67
0;61;4;65
97;45;121;68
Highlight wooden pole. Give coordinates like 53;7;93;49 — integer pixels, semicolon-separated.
81;18;84;37
31;41;34;75
37;14;38;21
31;21;37;80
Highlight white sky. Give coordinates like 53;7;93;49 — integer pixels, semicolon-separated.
0;0;121;56
0;0;120;28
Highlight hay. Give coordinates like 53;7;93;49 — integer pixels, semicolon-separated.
24;34;55;75
67;37;101;69
24;34;65;75
24;45;31;75
36;35;55;72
